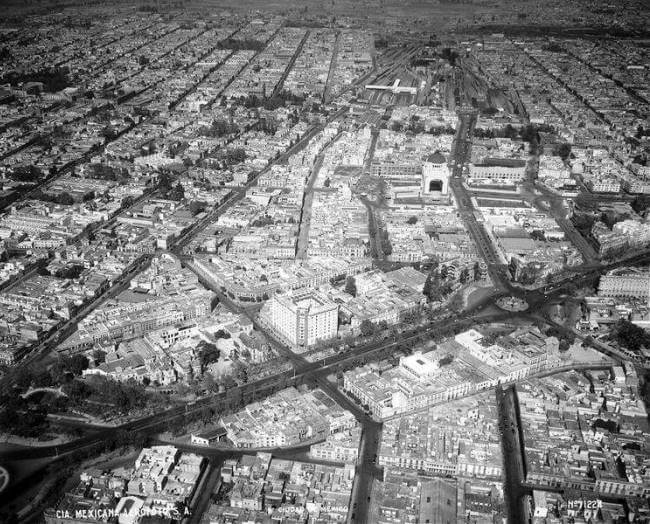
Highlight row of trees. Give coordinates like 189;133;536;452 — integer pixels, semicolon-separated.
545;325;576;352
388;120;455;136
7;354;89;393
235;90;306;111
0;353;90;437
8;164;44;182
378;230;392;256
631;194;650;214
346;260;481;306
0;345;175;437
609;319;650;353
359;319;390;338
198;119;238;138
32;189;95;205
572;198;634;238
157;172;185;201
2;66;71;93
422;261;481;302
63;375;150;413
217;38;265;51
225;147;247;165
85;162;130;182
553;142;572;161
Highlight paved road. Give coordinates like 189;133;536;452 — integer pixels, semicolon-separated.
449;109;512;292
465;172;600;267
347;416;382;523
497;385;531;524
0;308;497;455
4;87;647;524
521;157;599;264
0;24;280;372
186;460;221;524
5;254;152;369
272;30;310;97
295;132;343;259
322;30;341;104
186;273;387;521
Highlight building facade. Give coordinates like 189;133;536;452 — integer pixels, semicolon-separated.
269;288;338;346
598;271;650;300
421;153;450;197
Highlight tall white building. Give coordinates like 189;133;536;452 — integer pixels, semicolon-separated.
399;351;440;381
269;288;338;346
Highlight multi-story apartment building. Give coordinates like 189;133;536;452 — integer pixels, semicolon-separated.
598;269;650;300
269;288;338;347
64;289;212;350
371;162;421;179
468;157;527;183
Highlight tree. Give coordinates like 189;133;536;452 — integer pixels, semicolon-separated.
401;309;420;325
58;192;74;205
407;216;418;225
345;276;357;297
102;125;118;140
198;342;220;373
67;354;89;376
530;230;545;241
201;373;218;393
556;143;572;161
49;360;69;385
439;47;459;66
189;200;206;215
167;182;185;202
359;320;376;337
222;374;236;390
236;366;248;384
519;124;538;144
610;319;650;353
215;329;231;339
225;148;246;164
120;196;135;209
631;195;650;214
473;261;482;281
380;230;392;256
459;268;470;284
158;172;172;191
423;271;442;302
503;124;518;140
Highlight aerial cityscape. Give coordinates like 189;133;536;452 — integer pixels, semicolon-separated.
0;0;648;522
